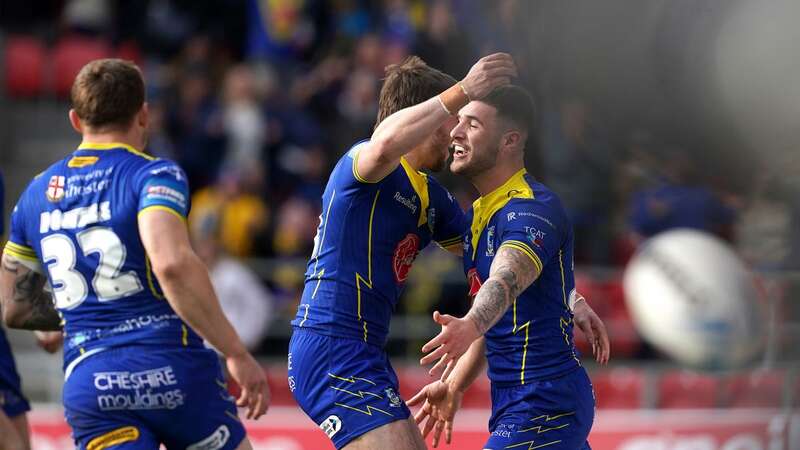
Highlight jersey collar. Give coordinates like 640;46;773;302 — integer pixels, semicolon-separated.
76;142;154;160
469;168;533;260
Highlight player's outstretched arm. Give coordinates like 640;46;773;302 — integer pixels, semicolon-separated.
0;253;61;331
357;53;517;182
420;246;537;375
138;209;270;419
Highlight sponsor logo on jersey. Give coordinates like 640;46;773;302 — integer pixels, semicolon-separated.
486;226;495;257
392;233;420;283
39;201;111;233
467;268;482;297
187;425;230;450
86;426;140;450
394;192;418;214
150;165;185;181
516;211;556;229
385;388;402;407
145;184;187;209
94;366;185;411
525;226;546;248
288;376;296;392
507;212;516;221
320;415;342;439
46;176;65;202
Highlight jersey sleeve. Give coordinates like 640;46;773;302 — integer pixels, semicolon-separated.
4;197;38;263
429;181;465;251
497;200;563;274
136;160;191;221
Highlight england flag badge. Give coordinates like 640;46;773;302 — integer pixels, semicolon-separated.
46;175;65;202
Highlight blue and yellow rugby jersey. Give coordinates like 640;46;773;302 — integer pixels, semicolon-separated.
292;141;465;347
464;169;580;386
4;143;203;372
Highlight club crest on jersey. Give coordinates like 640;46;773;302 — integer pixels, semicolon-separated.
426;207;436;233
486;226;495;256
467;268;483;296
385;388;402;407
46;176;65;202
320;415;342;439
393;233;420;283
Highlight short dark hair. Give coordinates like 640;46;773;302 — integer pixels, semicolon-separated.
71;59;145;130
480;85;536;133
376;56;456;126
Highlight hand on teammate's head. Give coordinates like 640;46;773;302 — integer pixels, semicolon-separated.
460;53;518;101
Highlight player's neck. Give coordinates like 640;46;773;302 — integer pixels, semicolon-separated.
472;163;524;197
80;130;145;151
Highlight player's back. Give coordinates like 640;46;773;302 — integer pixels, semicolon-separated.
6;143;202;369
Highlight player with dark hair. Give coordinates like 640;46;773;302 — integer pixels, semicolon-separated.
0;59;268;450
412;85;609;449
287;54;517;449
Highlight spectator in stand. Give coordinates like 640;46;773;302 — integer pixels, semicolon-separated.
541;97;617;263
220;63;268;173
627;145;736;244
165;62;225;191
413;0;474;79
193;223;274;352
190;166;270;258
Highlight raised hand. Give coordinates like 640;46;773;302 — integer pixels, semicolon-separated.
420;311;481;377
460;53;518;100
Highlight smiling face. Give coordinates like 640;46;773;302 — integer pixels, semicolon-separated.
449;101;503;178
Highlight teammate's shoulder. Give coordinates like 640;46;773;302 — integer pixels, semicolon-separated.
345;139;371;159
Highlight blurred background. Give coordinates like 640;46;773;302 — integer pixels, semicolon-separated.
0;0;798;448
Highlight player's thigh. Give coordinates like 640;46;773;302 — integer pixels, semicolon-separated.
9;413;30;450
0;410;26;450
343;417;425;450
233;437;253;450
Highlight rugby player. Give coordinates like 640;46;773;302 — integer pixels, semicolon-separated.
414;85;609;449
287;54;516;450
0;59;268;450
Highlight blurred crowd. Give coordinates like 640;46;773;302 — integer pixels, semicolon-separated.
3;0;799;357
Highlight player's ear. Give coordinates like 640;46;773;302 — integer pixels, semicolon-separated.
138;102;149;129
68;109;83;134
502;130;522;151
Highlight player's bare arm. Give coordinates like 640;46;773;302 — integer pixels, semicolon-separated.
138;209;270;419
420;246;537;374
0;253;61;331
357;53;517;182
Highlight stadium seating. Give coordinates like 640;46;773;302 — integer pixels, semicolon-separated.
722;369;786;408
592;367;645;409
657;370;720;409
51;35;112;98
4;35;46;98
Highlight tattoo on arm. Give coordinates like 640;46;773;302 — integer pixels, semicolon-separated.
1;254;61;331
466;246;540;334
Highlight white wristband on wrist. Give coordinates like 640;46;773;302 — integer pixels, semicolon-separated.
568;289;585;311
